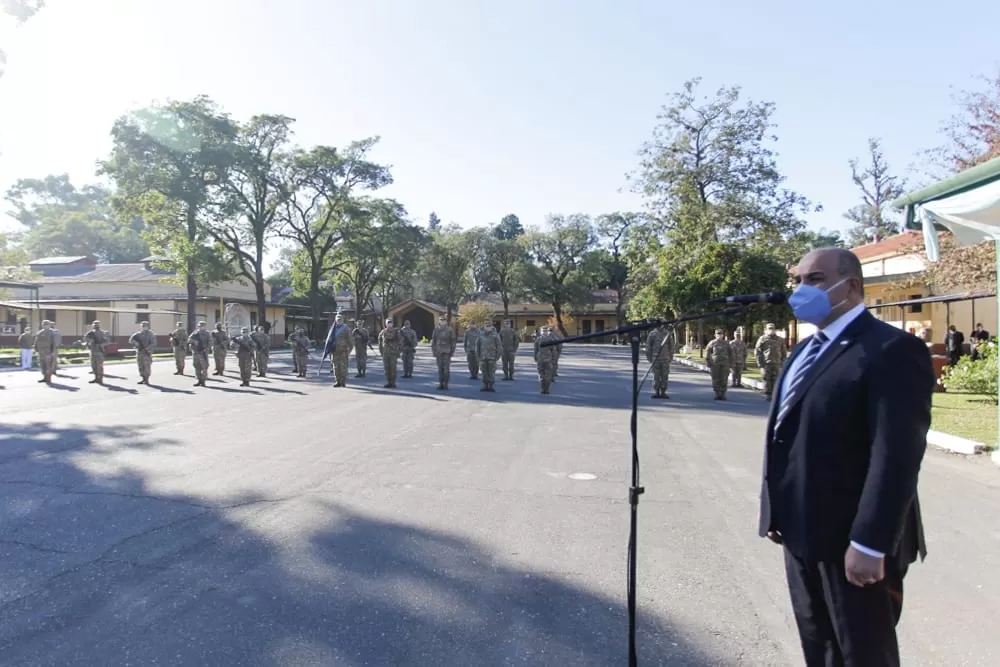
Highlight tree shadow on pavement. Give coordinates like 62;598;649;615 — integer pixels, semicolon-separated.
0;421;723;667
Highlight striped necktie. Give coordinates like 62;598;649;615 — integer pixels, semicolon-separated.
775;331;828;429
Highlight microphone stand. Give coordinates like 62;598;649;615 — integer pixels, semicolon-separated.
542;306;746;666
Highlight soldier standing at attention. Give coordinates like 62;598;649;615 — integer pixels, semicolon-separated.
352;320;370;377
499;319;520;380
705;328;733;401
325;314;353;387
430;316;456;390
18;326;33;370
379;318;402;388
400;320;418;378
84;320;108;385
646;322;674;399
463;322;481;379
229;326;258;387
169;321;188;375
476;321;502;392
292;327;311;377
250;325;271;377
534;326;556;395
754;322;787;400
33;320;59;384
211;323;229;375
187;322;213;387
129;321;157;385
730;329;748;388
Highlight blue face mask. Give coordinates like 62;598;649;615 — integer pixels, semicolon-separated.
789;278;848;325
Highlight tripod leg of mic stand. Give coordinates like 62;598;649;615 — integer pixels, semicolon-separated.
628;333;645;667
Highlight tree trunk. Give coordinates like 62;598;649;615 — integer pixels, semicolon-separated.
502;293;509;317
309;266;322;339
255;277;267;330
553;302;568;337
185;206;198;331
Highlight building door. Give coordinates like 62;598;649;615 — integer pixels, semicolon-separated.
582;319;592;335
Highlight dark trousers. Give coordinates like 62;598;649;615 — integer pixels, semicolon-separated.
784;548;906;667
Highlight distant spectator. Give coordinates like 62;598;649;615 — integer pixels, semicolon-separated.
945;325;965;366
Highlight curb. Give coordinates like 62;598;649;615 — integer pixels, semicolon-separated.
672;356;764;391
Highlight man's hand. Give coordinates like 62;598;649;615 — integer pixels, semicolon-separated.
844;544;884;587
766;530;783;545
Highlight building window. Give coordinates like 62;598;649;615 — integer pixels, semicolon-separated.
5;309;16;324
595;319;605;332
582;319;592;335
44;309;56;322
84;310;98;326
526;319;536;327
908;295;923;314
135;304;149;323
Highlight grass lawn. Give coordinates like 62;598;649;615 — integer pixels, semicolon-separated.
931;392;997;447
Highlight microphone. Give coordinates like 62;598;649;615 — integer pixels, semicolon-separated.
707;292;787;305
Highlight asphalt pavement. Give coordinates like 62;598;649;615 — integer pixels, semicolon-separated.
1;347;998;666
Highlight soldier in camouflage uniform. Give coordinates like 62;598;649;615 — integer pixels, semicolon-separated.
400;320;418;378
211;323;229;375
430;316;456;389
499;319;520;380
292;327;311;377
729;329;748;388
704;328;733;400
463;323;481;379
187;322;213;387
476;321;502;392
754;322;787;400
229;326;258;387
84;320;108;385
646;322;674;399
169;321;188;375
378;318;402;388
352;320;370;377
129;321;157;385
325;314;353;387
250;325;271;377
33;320;59;384
534;325;556;394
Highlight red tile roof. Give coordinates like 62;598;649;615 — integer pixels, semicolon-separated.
851;231;925;262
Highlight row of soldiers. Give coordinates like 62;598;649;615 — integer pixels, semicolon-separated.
290;314;564;394
702;322;788;400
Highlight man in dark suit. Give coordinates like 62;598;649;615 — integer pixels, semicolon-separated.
759;248;933;667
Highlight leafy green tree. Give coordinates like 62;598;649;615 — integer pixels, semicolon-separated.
102;96;237;330
634;78;815;254
521;214;597;335
211;114;294;324
493;214;524;240
595;212;652;324
427;211;441;233
372;218;428;319
421;230;474;321
844;138;905;246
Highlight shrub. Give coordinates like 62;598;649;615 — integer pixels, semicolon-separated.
942;343;998;400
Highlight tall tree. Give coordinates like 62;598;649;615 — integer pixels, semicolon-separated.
372;219;428;320
277;138;392;327
421;230;473;321
102;96;238;330
595;212;649;324
521;214;597;336
926;68;1000;175
427;211;441;232
493;214;524;240
480;236;526;316
843;138;905;246
634;78;815;254
211;114;294;325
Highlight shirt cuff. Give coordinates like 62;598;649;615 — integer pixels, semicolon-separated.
850;541;885;559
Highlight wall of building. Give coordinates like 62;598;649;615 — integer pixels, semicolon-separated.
930;296;998;341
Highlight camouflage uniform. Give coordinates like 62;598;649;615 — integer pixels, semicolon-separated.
211;324;229;375
646;325;674;399
400;322;418;378
250;326;271;377
292;328;311;377
352;323;370;377
229;327;258;386
33;322;58;383
754;324;787;400
476;325;502;391
534;326;556;394
379;321;403;388
499;321;520;380
704;329;733;400
430;318;457;389
128;323;156;384
326;318;353;387
186;325;212;386
84;322;108;385
463;325;481;379
169;322;188;375
729;333;748;388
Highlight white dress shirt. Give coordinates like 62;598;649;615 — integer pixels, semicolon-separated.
779;302;884;559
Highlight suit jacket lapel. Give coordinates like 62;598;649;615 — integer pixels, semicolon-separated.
767;339;810;434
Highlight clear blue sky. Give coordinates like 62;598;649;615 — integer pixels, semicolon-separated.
1;0;999;268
